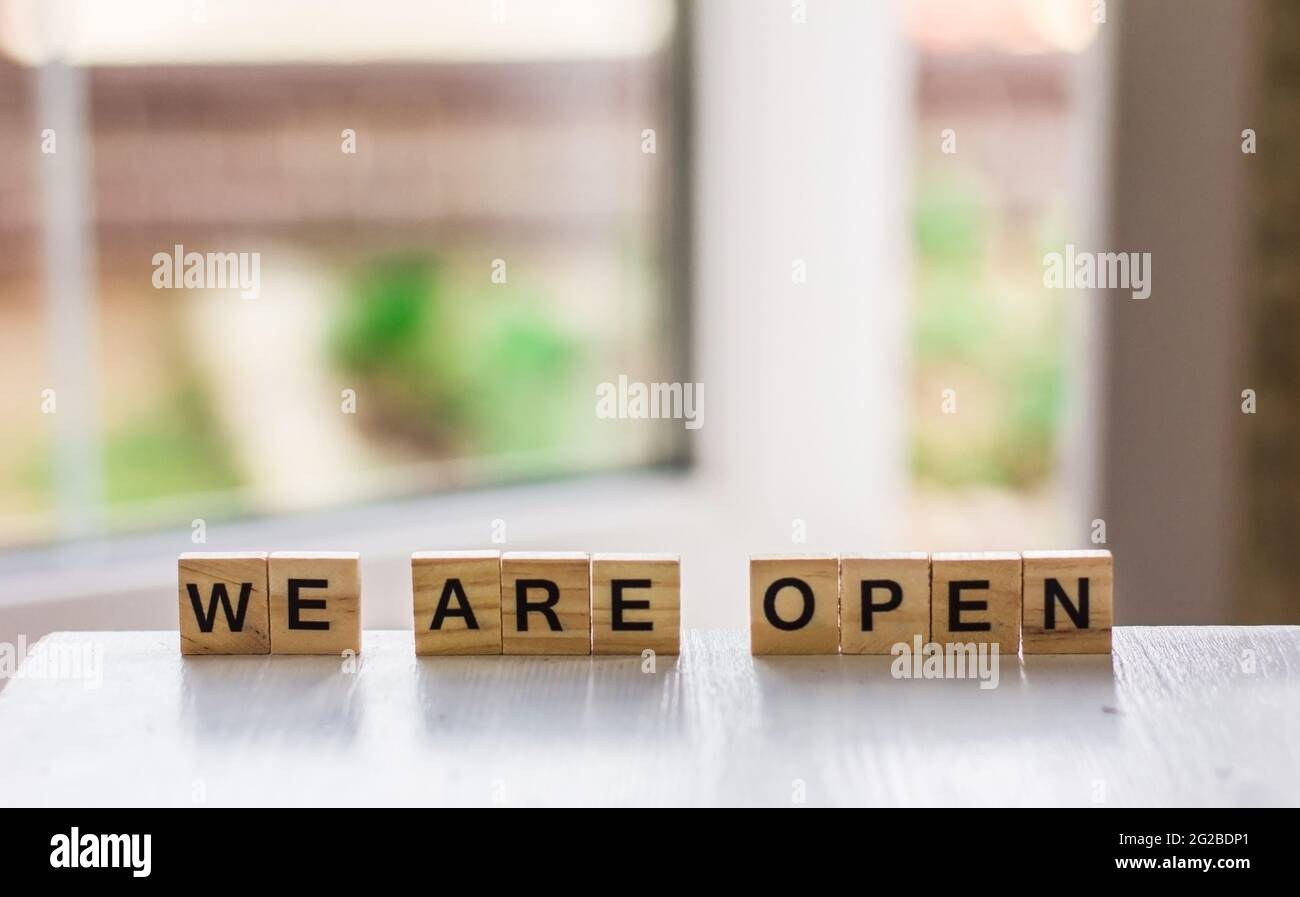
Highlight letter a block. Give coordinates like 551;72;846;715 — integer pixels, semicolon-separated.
591;554;680;655
1022;550;1113;654
412;551;502;655
500;552;591;655
269;551;362;654
178;552;271;655
840;553;930;654
931;552;1021;654
749;555;839;654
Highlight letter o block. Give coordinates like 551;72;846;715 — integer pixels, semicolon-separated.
268;551;362;655
749;555;839;654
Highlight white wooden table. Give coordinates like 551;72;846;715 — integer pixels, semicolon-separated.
2;627;1297;807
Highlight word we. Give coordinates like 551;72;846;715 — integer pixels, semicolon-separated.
595;374;703;430
750;550;1112;655
178;552;360;655
152;243;261;299
50;828;151;878
1042;243;1151;300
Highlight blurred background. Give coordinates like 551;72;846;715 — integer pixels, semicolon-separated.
0;0;1295;652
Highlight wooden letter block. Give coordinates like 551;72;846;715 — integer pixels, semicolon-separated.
749;555;839;654
412;551;502;655
178;552;271;655
840;553;930;654
500;552;591;655
268;551;362;654
591;553;680;655
1022;550;1113;654
931;552;1021;654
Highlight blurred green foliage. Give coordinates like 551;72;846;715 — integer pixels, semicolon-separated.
912;176;1065;489
14;378;242;510
330;256;577;455
104;381;243;504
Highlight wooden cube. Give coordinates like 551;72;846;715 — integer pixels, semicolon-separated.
1022;550;1113;654
591;554;680;655
840;553;930;654
930;552;1021;654
268;551;362;655
412;551;502;655
749;555;839;654
500;552;591;655
178;552;271;655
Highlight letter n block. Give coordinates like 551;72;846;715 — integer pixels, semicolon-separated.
591;554;680;655
1022;550;1113;654
930;552;1021;654
840;553;930;654
269;551;362;654
412;551;502;655
500;552;591;655
749;555;839;654
178;552;270;655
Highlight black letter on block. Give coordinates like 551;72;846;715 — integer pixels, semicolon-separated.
948;580;991;632
288;578;330;630
187;582;253;633
859;580;903;631
764;577;815;631
516;579;562;631
1044;577;1089;630
611;579;653;631
431;578;479;630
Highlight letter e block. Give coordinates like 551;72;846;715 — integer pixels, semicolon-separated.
178;552;270;655
269;551;362;654
1022;550;1112;654
931;552;1021;654
840;553;929;654
412;551;502;655
500;552;591;655
591;553;680;655
749;555;839;655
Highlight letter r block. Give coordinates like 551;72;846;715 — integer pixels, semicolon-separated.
178;552;270;655
500;552;591;655
268;551;362;654
1022;550;1113;654
591;553;680;655
749;555;839;655
412;551;502;655
930;552;1021;654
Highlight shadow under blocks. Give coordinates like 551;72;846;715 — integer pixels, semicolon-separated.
749;551;1113;655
